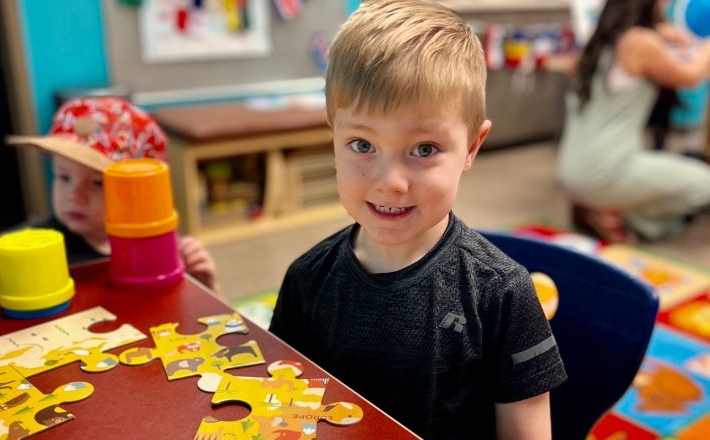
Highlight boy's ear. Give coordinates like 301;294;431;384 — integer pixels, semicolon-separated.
464;119;492;171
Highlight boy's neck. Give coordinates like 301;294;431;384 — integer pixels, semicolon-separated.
353;216;449;274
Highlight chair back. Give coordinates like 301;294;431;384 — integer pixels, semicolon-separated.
479;230;659;440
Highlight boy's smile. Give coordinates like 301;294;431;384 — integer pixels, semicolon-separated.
369;203;414;218
332;104;490;270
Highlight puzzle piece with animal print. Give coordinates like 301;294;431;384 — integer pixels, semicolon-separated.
118;312;264;380
195;360;363;439
0;307;146;377
0;364;93;440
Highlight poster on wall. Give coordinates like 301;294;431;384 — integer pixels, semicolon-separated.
139;0;271;63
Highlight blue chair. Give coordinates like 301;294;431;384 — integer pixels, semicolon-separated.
479;230;659;440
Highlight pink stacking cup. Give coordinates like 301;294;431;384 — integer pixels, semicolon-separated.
104;159;184;290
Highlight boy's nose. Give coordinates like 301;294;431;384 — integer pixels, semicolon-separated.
374;158;409;194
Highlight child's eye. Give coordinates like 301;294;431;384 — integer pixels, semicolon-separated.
346;139;374;154
92;179;104;189
56;173;70;183
412;143;438;157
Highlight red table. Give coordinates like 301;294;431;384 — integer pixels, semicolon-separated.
0;261;421;439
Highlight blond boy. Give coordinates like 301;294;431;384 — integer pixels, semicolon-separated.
270;1;567;438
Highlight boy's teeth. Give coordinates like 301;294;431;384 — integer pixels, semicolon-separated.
375;205;406;214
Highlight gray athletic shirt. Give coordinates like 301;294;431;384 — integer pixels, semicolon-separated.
269;214;567;439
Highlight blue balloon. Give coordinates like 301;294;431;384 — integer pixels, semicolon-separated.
675;0;710;38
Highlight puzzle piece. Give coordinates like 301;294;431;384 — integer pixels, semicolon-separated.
119;312;265;380
0;307;146;377
0;364;93;440
195;360;363;439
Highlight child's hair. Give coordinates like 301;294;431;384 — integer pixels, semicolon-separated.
325;0;487;138
5;97;167;172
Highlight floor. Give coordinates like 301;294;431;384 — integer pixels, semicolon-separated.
208;141;710;302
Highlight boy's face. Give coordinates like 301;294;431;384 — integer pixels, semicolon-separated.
332;103;490;249
52;155;107;242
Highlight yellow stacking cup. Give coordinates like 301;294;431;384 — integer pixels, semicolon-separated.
0;229;75;318
104;159;178;238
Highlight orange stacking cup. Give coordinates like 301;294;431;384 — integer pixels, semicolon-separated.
104;159;178;238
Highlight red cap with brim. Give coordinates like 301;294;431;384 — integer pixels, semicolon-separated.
4;97;167;173
5;135;115;172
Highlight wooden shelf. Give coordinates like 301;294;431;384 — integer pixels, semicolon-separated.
153;101;349;246
198;203;347;246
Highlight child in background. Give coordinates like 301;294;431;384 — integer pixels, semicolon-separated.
5;97;221;295
268;1;567;439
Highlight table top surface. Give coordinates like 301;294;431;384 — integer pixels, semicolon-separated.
0;261;420;439
152;101;328;143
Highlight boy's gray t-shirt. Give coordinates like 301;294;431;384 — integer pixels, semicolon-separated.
269;214;567;439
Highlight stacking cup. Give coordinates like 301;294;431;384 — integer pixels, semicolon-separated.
104;159;184;290
0;228;75;318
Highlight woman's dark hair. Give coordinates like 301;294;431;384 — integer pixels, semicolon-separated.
575;0;664;108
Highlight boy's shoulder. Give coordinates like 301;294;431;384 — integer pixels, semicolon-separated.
452;219;525;278
288;224;353;271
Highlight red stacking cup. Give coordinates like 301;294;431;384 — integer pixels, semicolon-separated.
104;159;184;290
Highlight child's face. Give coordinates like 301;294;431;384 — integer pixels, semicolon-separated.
52;155;107;241
332;103;490;249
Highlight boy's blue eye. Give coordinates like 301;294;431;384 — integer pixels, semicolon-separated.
413;143;438;157
347;139;373;153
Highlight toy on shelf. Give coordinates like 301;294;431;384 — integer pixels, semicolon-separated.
201;157;264;221
195;360;363;439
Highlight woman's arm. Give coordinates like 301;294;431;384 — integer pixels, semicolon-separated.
495;392;552;440
655;22;694;47
618;27;710;88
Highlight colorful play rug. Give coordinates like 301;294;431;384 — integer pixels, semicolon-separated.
512;223;710;439
231;290;278;330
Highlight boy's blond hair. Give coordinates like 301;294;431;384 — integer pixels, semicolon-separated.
325;0;487;138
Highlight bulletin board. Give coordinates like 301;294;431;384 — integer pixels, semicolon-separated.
138;0;271;63
103;0;348;95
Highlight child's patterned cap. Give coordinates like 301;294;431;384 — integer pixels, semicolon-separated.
4;97;167;172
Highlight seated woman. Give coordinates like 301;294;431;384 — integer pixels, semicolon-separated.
558;0;710;243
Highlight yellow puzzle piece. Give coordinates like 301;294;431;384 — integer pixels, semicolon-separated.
0;365;93;440
195;360;363;439
119;312;265;380
0;307;146;377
